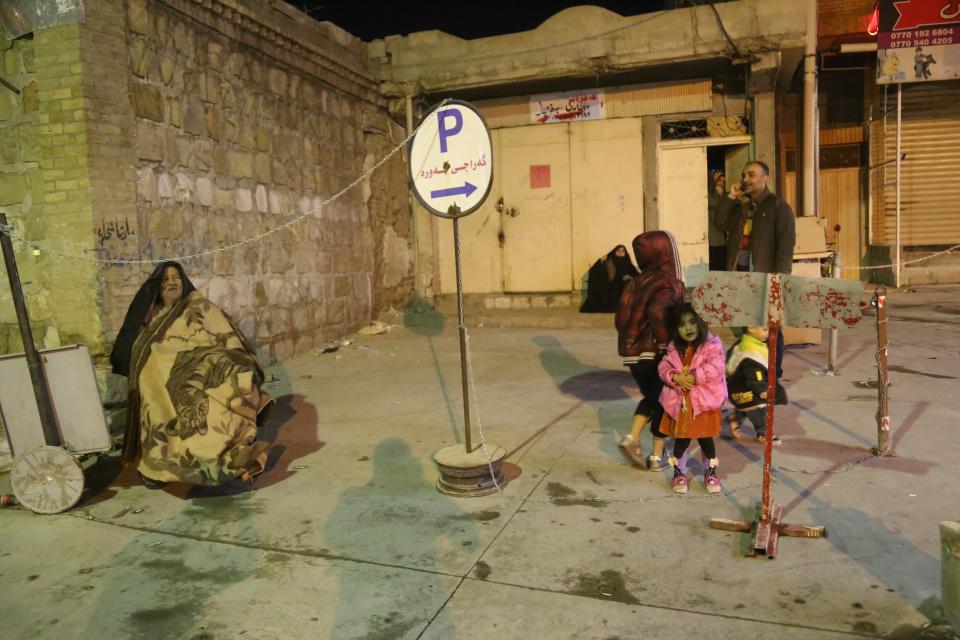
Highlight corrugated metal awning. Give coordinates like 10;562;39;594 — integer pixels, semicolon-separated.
877;80;960;246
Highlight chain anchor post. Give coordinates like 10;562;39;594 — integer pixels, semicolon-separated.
872;286;893;456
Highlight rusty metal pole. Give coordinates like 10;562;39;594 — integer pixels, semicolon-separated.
452;212;472;453
874;286;891;454
827;252;841;374
760;322;779;522
0;213;60;447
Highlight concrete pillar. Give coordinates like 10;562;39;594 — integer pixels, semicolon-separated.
943;521;960;633
753;92;778;182
642;115;660;232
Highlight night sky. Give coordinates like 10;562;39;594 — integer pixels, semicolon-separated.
283;1;669;41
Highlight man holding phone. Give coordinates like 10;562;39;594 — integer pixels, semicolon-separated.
713;160;796;377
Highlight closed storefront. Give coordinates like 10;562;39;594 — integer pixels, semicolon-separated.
872;79;960;246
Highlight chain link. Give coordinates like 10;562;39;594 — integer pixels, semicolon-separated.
837;243;960;272
0;99;451;265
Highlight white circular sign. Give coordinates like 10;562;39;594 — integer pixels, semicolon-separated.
409;100;493;219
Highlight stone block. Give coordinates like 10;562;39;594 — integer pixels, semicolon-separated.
0;89;15;120
0;137;15;163
136;167;157;202
129;38;150;77
0;172;28;205
204;105;219;140
207;41;224;71
130;82;163;122
127;0;150;34
267;190;281;215
22;81;38;114
193;139;213;171
135;122;165;161
492;296;510;310
229;151;253;179
197;178;214;207
213;147;229;175
182;98;204;136
216;187;232;210
160;58;175;85
254;153;271;182
530;295;548;308
168;98;181;128
256;126;271;152
255;184;268;212
157;173;173;199
334;275;352;297
234;188;252;212
174;172;193;203
222;110;239;143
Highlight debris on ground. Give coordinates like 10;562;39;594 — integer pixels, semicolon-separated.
357;321;393;336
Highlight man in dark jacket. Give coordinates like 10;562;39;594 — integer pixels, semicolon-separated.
615;231;685;470
714;160;796;376
714;160;796;275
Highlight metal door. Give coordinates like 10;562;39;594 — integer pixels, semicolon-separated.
499;125;572;292
659;145;709;287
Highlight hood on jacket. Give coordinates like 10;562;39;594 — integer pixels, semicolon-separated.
632;230;682;282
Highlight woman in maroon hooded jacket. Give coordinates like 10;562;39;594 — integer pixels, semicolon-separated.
615;231;685;470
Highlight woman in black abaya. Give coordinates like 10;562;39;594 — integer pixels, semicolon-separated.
580;245;639;313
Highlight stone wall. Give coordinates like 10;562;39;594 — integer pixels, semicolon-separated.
1;0;414;367
111;0;410;364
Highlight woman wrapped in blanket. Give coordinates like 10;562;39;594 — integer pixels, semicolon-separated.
110;262;271;489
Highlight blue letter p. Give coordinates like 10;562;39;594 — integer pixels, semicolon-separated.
437;109;462;153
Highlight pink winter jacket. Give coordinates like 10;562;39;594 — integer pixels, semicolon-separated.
658;333;728;421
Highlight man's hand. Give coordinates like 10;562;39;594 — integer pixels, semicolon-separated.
728;183;743;199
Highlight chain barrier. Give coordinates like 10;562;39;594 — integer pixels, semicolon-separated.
832;243;960;272
0;99;452;266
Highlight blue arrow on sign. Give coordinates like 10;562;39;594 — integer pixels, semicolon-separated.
430;182;477;199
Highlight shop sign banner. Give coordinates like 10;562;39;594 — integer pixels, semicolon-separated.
877;0;960;83
530;91;605;124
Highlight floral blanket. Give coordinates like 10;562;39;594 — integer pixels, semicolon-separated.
124;294;269;485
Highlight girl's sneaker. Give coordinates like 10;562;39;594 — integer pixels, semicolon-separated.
703;458;722;494
669;458;687;494
646;455;666;472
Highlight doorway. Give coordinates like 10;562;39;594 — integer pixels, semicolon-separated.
658;137;751;287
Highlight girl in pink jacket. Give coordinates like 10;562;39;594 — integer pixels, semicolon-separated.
658;303;728;494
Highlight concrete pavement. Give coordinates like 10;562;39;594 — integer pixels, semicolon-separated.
1;285;958;639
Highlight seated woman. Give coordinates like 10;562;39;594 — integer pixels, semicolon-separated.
110;261;271;489
580;244;639;313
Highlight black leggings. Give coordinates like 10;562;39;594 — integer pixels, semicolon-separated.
672;437;716;460
628;360;668;438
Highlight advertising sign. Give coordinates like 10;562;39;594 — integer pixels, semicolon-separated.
877;0;960;83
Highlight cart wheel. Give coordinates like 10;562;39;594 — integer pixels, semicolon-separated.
11;446;85;514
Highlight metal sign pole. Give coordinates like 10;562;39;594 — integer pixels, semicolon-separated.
451;208;472;453
0;213;60;447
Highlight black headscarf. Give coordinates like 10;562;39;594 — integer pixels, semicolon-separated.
110;261;196;377
607;245;639;282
